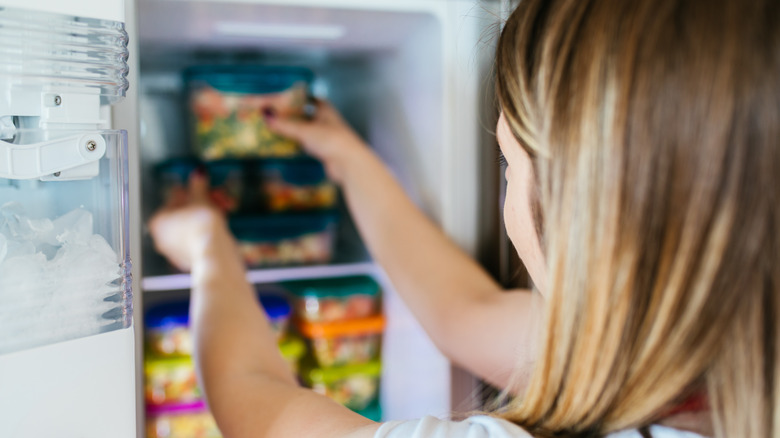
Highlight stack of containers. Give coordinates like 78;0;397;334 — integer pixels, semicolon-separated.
166;65;340;268
284;276;384;420
144;294;304;438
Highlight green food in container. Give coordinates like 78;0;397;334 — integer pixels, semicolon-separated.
279;335;306;375
301;360;382;411
185;65;314;160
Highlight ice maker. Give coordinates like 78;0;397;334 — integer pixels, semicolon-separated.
0;1;136;437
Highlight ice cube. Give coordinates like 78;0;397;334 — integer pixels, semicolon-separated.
51;208;93;245
0;205;125;354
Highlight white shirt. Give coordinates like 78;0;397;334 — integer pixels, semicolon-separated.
375;415;706;438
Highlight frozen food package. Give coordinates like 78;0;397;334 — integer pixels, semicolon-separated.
301;360;381;411
229;213;338;267
144;356;201;406
156;158;336;214
146;401;221;438
283;276;381;323
146;301;192;357
186;66;313;160
296;315;384;367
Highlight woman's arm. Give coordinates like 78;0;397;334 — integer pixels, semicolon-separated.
149;175;381;438
269;103;542;389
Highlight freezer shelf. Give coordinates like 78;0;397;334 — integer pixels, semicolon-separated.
142;261;377;292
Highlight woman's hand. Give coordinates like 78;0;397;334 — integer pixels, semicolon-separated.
266;99;370;184
148;170;232;272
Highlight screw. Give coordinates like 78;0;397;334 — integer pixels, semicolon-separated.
54;96;62;106
53;172;61;177
86;140;97;152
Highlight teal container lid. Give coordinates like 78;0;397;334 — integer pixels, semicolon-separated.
184;65;314;94
229;212;338;241
156;158;200;184
355;400;382;422
283;276;381;299
256;157;328;186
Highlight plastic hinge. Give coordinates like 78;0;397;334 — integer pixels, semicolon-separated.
0;133;106;181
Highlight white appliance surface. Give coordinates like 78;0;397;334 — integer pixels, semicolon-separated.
0;0;125;22
0;328;137;438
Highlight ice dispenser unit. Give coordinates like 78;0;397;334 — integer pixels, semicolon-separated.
0;1;137;437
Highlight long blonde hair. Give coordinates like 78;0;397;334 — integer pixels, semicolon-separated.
495;0;780;436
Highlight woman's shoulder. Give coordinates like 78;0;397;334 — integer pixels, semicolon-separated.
374;416;707;438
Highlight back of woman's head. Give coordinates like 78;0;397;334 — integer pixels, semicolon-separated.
495;0;780;436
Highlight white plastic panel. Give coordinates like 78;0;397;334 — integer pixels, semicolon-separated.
0;328;137;438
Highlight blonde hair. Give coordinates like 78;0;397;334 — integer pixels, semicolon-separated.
495;0;780;437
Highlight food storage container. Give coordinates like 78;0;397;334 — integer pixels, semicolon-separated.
284;276;381;323
296;315;384;367
146;301;192;357
301;360;381;411
278;335;306;375
229;213;338;267
253;158;337;212
146;401;221;438
156;159;243;213
145;356;201;406
258;294;292;339
186;65;313;160
156;158;199;199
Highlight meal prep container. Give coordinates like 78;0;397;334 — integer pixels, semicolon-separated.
229;213;338;267
146;301;192;358
295;315;384;367
146;401;221;438
284;276;381;323
186;65;313;160
144;356;200;406
301;360;381;411
157;158;336;214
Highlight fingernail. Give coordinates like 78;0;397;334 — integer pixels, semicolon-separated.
262;106;276;119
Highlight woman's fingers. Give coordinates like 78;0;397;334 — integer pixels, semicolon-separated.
266;116;309;144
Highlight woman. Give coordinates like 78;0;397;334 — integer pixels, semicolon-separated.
149;0;779;436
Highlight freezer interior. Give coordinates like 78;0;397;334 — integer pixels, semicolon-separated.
134;0;495;424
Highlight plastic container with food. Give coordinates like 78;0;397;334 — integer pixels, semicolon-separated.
146;301;193;358
156;159;244;213
301;360;381;411
284;276;381;323
254;158;337;212
186;65;314;160
230;213;338;267
155;158;199;204
145;356;201;406
296;315;384;367
146;401;221;438
258;294;292;340
278;335;306;375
